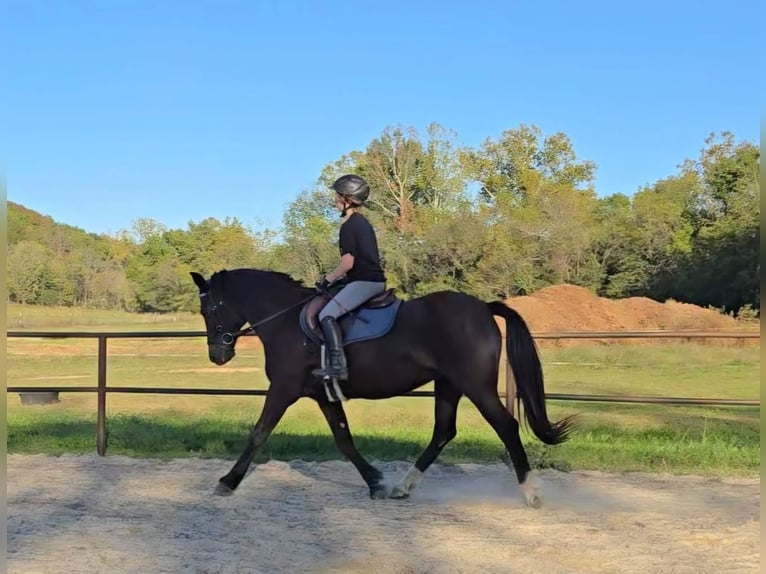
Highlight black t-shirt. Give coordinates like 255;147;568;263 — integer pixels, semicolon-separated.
339;213;386;283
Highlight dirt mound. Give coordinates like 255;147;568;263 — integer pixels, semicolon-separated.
498;284;757;346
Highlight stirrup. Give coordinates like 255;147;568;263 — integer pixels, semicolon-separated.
311;357;348;380
315;345;348;402
323;377;347;402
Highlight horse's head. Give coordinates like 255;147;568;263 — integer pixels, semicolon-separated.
190;271;247;366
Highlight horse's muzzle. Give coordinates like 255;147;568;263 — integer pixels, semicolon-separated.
209;344;235;365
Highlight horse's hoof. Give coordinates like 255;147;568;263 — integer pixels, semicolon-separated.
214;482;234;497
526;495;542;509
369;484;389;500
388;486;410;499
521;469;543;509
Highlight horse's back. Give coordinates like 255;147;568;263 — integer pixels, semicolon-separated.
410;289;493;314
396;289;499;342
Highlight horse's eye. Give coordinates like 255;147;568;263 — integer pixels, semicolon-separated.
216;325;222;332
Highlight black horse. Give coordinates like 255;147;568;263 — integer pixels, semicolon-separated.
190;268;574;508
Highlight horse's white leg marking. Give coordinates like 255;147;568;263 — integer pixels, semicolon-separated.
520;469;543;508
389;464;423;499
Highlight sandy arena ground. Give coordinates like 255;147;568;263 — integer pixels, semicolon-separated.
6;454;760;574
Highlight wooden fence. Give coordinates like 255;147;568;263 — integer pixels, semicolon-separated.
6;329;761;456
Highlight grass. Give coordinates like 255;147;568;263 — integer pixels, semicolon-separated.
8;400;759;477
6;301;200;330
6;302;761;477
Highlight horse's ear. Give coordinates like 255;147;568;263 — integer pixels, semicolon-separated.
190;271;208;292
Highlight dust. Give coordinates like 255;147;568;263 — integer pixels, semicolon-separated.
6;455;760;574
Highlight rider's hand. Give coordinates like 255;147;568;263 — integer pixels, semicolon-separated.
315;277;330;294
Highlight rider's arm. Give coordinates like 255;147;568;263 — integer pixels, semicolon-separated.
326;253;354;283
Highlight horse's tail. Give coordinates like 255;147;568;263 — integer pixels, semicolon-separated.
488;300;575;445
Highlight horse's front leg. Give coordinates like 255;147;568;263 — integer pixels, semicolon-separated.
216;386;298;495
316;397;388;499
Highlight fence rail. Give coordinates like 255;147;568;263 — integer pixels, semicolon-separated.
7;329;760;456
7;329;762;339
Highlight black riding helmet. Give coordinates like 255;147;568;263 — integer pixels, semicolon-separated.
332;174;370;206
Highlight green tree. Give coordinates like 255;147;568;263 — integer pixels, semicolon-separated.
592;194;646;297
273;189;341;285
125;234;184;312
7;240;52;304
461;124;600;297
656;133;760;313
461;124;596;205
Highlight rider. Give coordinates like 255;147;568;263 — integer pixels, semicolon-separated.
312;174;387;381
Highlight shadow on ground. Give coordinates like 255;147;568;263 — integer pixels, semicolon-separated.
7;415;515;464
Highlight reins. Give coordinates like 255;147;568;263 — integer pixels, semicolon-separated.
216;292;317;345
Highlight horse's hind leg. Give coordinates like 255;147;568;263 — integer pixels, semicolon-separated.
466;387;542;508
316;398;388;499
389;379;461;499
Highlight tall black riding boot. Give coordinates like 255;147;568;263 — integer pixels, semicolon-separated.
314;316;348;380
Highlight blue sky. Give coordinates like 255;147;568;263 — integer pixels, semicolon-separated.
3;0;759;238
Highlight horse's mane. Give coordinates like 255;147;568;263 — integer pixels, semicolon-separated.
210;267;310;292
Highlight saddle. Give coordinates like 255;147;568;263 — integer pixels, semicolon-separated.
299;287;402;348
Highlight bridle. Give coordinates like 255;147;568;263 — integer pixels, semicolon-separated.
201;291;316;347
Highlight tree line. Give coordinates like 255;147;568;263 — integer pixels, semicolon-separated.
7;124;760;317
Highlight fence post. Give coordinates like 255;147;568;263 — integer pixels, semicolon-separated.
97;336;107;456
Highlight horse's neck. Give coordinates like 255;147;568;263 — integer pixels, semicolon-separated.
231;270;310;322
